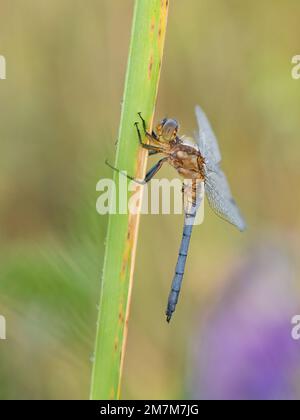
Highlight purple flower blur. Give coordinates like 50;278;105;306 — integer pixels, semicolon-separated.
190;246;300;400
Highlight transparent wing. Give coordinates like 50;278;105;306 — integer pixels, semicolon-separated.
195;105;222;166
205;168;246;232
194;104;246;231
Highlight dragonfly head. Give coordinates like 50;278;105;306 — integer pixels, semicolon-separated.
157;118;179;142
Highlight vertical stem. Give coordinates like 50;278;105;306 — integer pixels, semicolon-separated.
90;0;169;400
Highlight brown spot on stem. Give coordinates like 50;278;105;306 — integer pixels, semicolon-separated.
121;199;142;280
110;387;115;400
118;302;125;324
119;311;124;324
150;16;155;33
121;259;127;278
158;14;163;40
148;54;154;79
114;337;119;352
157;0;168;51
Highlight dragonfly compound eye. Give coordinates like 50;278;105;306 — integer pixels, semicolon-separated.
160;119;179;142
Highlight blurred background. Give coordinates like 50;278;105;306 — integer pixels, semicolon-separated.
0;0;300;400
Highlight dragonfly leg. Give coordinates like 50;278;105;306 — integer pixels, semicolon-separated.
137;112;159;141
105;158;167;185
144;158;167;182
105;160;145;185
134;122;161;152
149;150;159;156
137;112;147;134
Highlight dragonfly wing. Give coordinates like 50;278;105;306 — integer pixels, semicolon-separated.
205;167;246;232
195;105;222;165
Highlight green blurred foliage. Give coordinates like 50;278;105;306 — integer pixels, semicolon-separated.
0;0;300;399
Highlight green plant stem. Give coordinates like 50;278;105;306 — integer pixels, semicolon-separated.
90;0;169;400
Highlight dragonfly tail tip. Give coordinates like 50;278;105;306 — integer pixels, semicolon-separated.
166;312;172;323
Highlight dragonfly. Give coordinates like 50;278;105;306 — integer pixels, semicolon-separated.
107;106;246;322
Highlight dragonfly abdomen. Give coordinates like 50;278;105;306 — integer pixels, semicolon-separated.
166;221;194;322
